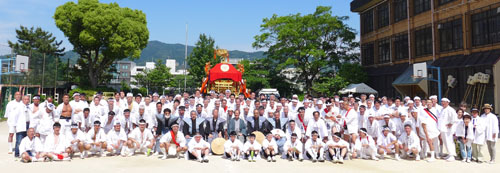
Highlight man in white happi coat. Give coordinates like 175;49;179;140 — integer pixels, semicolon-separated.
224;131;243;161
262;132;278;162
5;91;22;154
283;133;303;161
19;128;43;162
159;123;187;159
42;122;71;161
470;108;486;162
353;128;378;161
480;104;498;164
304;131;325;162
85;120;107;157
377;126;400;160
415;100;441;162
243;133;261;162
398;124;421;161
325;132;349;164
106;121;127;156
187;133;210;163
438;98;458;161
125;119;154;156
66;123;88;159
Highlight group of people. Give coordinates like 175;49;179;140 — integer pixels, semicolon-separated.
3;90;498;164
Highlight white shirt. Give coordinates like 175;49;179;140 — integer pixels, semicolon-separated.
439;106;458;133
243;140;262;151
187;138;210;152
304;138;325;151
5;100;22;125
159;131;187;147
306;118;328;138
261;138;278;153
471;116;486;144
44;133;68;153
106;129;127;146
481;113;499;142
86;128;107;143
129;128;154;145
19;136;43;154
418;109;440;139
377;133;397;148
283;140;303;153
398;131;420;150
224;139;244;152
66;129;86;145
325;138;349;149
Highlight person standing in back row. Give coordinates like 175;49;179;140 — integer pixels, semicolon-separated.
480;104;498;164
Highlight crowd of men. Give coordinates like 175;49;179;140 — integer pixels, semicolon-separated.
3;90;498;164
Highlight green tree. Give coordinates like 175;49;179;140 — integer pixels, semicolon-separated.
133;60;174;93
54;0;149;88
187;34;222;87
312;76;349;97
337;63;367;84
253;6;358;93
239;59;270;91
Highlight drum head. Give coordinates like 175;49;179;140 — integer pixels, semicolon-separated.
211;138;226;155
252;131;265;144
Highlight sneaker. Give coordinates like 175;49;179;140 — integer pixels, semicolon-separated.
372;156;379;161
272;157;276;162
161;155;167;160
466;158;471;163
395;154;401;161
267;156;271;162
427;157;436;162
446;156;455;162
236;157;240;161
332;157;338;163
299;155;304;161
288;157;293;161
198;159;203;163
338;157;344;164
462;158;467;162
319;158;325;162
100;151;106;157
416;155;420;161
489;160;495;164
312;158;317;163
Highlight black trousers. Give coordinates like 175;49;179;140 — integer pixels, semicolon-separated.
188;151;205;160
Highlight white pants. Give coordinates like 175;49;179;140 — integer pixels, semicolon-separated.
441;131;456;156
306;148;324;159
356;146;376;158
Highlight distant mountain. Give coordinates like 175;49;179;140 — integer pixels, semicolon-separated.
60;40;266;68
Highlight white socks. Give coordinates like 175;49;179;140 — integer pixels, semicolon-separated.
161;148;167;157
8;142;13;152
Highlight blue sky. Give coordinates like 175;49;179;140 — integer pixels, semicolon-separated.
0;0;359;54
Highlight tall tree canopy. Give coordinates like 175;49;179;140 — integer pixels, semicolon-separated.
253;6;358;93
54;0;149;88
187;34;222;87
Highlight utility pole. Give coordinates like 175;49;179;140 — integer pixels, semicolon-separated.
184;23;188;92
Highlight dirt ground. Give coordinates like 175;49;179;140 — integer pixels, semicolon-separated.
0;122;498;173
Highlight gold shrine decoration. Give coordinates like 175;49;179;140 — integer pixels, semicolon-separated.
214;49;229;62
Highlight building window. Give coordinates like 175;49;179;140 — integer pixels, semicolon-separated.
393;0;407;23
361;43;375;66
414;27;433;57
394;33;409;60
377;3;389;29
121;73;128;77
438;0;455;6
122;65;129;70
414;0;430;15
471;8;500;47
439;19;463;52
378;38;391;63
361;9;374;35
